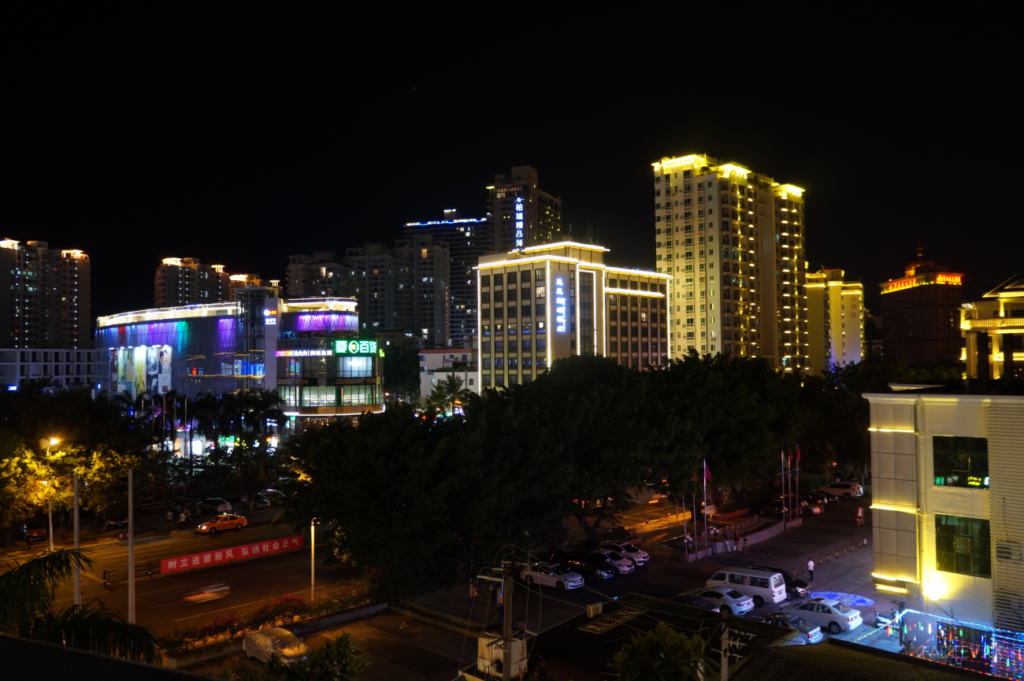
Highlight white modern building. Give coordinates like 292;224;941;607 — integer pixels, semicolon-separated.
1;347;104;391
419;348;479;399
868;392;1024;631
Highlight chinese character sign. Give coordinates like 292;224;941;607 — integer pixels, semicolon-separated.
514;197;524;249
555;277;567;333
334;339;378;355
161;536;304;573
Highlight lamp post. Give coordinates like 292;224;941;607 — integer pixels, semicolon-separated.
41;438;59;553
310;519;316;602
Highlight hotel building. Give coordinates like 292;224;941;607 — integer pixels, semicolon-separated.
806;268;865;373
961;273;1024;381
868;392;1024;640
1;239;91;350
487;166;562;254
880;246;963;365
651;155;808;371
476;242;670;389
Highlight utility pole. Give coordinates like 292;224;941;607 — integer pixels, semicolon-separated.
73;473;80;607
310;520;316;601
128;468;135;624
478;561;523;681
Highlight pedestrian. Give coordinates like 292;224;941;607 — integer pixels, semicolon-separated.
807;557;815;582
184;508;191;528
24;530;32;551
179;511;186;529
732;530;738;552
743;535;750;554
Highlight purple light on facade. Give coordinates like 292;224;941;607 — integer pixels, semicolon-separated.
289;313;358;333
218;317;236;352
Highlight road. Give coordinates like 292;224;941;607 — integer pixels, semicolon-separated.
42;521;363;634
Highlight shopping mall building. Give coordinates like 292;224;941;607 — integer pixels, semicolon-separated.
95;289;385;435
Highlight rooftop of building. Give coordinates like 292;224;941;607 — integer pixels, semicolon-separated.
867;383;1024;398
477;241;671;280
983;272;1024;299
650;154;805;197
97;296;357;328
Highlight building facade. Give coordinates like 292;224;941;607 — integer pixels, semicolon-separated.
393;236;450;348
961;273;1024;381
404;210;488;346
487;166;562;254
1;348;103;391
867;392;1024;642
477;242;670;389
880;247;963;365
418;348;479;400
0;239;91;349
651;155;808;371
154;258;230;307
806;268;865;374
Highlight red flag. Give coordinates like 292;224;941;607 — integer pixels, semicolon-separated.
704;461;712;482
797;445;802;462
788;450;792;468
693;472;699;483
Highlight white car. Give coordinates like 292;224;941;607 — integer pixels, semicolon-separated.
589;549;634;574
600;542;650;566
762;612;823;645
817;482;864;499
243;627;309;665
693;588;754;615
520;563;584;591
787;597;863;634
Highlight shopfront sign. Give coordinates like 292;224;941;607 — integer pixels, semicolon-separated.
335;377;378;385
334;339;378;355
161;536;304;573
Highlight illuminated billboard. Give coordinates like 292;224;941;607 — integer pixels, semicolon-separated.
334;339;378;355
108;345;172;394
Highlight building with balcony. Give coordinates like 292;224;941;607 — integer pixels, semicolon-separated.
880;246;963;365
477;242;670;389
961;273;1024;382
651;155;808;371
418;348;479;400
807;268;865;374
0;239;91;350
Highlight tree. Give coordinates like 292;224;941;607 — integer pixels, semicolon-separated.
611;621;713;681
230;633;364;681
381;347;421;402
428;372;472;415
0;549;159;663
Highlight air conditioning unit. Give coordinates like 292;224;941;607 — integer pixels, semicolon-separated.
477;632;526;678
587;602;603;618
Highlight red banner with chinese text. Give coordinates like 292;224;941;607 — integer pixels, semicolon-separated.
161;536;305;574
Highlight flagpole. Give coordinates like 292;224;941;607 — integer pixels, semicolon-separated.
703;458;708;552
797;445;801;513
781;451;786;523
788;450;794;515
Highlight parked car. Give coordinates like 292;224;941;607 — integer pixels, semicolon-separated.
747;563;809;600
804;490;839;506
239;493;271;509
588;549;634;575
196;513;248;534
600;542;650;566
199;497;233;514
817;482;864;500
758;499;789;516
242;489;284;507
787;597;864;634
762;611;823;644
691;588;754;615
673;594;720;613
243;627;309;665
520;562;584;591
553;555;614;582
171;496;201;516
21;523;48;543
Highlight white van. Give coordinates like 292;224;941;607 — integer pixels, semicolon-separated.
706;568;787;607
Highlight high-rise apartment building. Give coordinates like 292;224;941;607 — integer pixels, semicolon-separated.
287;237;450;346
880;246;962;365
404;210;488;345
0;239;91;349
487;166;562;254
807;268;865;374
477;242;670;389
652;155;808;372
155;258;230;307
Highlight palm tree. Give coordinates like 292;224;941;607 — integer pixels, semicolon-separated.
0;549;159;663
429;373;471;415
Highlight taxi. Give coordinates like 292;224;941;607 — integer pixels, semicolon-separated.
197;513;247;534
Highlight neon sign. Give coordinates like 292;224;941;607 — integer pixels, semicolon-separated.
334;339;378;355
555;277;567;333
514;197;524;249
263;309;278;326
275;349;331;357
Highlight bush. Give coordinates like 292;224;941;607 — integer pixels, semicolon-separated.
157;584;372;657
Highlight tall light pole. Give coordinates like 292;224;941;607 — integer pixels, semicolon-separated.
128;468;135;624
73;473;80;607
310;519;316;602
41;438;59;553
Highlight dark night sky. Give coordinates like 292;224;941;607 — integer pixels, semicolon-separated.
1;6;1017;323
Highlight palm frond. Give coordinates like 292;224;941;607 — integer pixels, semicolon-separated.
29;601;160;664
0;549;93;635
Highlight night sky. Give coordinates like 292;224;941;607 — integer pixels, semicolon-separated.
2;7;1017;323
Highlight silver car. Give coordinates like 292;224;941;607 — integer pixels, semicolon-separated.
243;627;309;665
600;542;650;566
694;588;754;615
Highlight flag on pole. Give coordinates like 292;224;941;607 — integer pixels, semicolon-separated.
797;444;802;462
788;450;793;468
704;461;712;481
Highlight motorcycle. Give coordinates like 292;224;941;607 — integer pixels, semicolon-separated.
873;601;900;628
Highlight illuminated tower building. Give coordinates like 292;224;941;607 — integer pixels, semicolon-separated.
154;258;230;307
880;246;962;364
487;166;562;254
651;155;808;371
806;267;865;374
404;209;488;346
0;239;91;350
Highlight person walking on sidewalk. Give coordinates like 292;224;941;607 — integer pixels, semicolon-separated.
743;534;750;554
807;557;815;582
